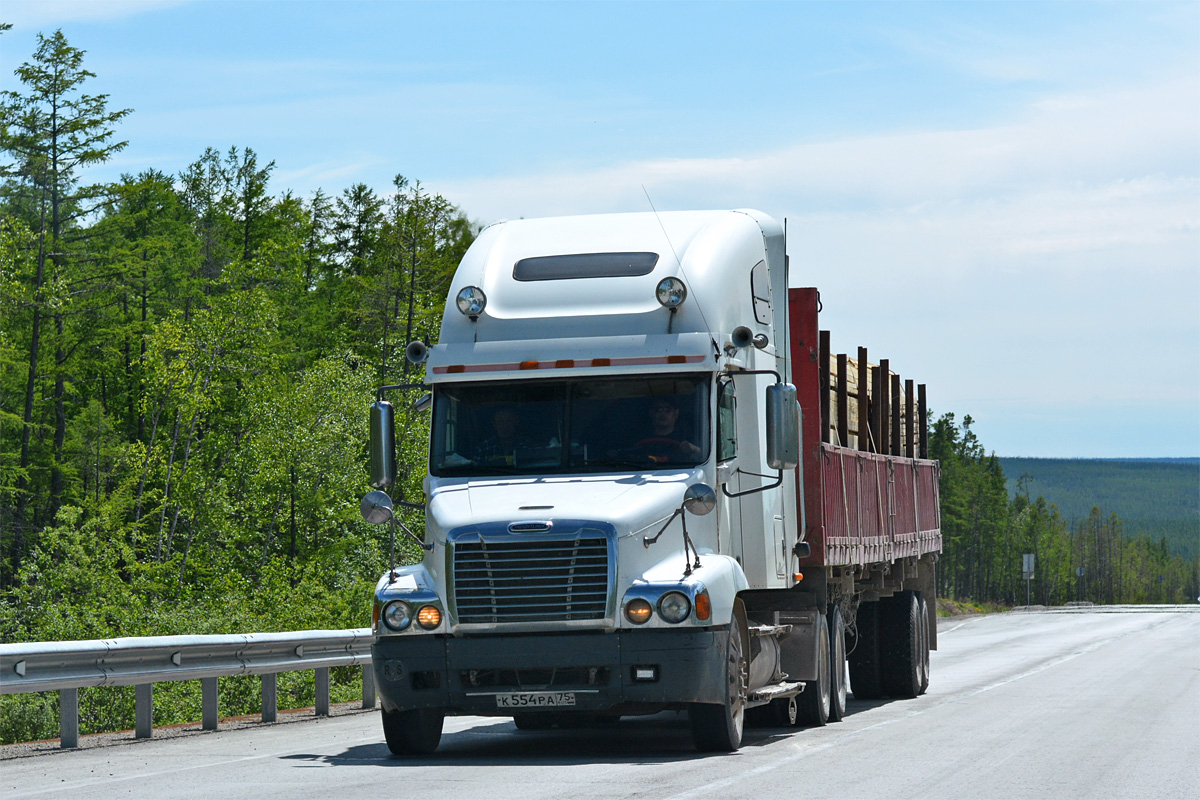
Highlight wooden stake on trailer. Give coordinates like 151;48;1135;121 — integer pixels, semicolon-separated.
879;358;890;455
918;384;928;459
837;353;849;448
819;330;831;444
870;363;881;454
905;378;915;458
890;373;901;456
858;347;870;452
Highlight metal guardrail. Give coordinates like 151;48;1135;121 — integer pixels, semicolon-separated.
0;629;375;748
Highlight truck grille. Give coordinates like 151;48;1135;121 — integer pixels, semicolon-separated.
453;535;610;624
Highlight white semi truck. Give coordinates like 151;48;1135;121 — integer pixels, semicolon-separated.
361;210;942;754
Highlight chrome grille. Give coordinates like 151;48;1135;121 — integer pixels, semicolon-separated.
453;535;610;623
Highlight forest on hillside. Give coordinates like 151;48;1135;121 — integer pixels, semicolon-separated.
1;31;1196;744
997;457;1199;560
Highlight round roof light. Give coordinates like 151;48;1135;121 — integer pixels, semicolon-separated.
655;277;687;309
456;286;487;318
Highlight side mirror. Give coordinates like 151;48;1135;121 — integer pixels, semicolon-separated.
765;383;799;469
360;490;394;525
369;400;397;488
682;483;717;516
413;392;432;413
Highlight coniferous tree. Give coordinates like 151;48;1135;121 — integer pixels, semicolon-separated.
0;29;130;579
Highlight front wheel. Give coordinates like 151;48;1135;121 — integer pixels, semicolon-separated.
689;609;747;751
382;707;444;756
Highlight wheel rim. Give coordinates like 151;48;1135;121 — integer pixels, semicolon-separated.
818;622;831;717
729;622;746;739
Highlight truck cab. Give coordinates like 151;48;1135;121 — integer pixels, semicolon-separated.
364;210;938;755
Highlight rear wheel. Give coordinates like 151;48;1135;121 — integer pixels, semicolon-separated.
880;591;922;698
796;611;830;727
382;707;444;756
848;601;884;699
689;608;747;751
828;605;848;721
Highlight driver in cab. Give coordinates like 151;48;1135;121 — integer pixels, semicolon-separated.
637;398;703;464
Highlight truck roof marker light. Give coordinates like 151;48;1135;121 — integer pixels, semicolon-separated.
455;286;487;319
447;365;465;374
555;359;574;368
519;360;539;370
656;277;687;309
667;355;687;364
591;358;611;367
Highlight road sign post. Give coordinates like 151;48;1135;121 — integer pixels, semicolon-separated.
1022;554;1035;606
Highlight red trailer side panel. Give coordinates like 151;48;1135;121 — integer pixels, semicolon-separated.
789;288;942;569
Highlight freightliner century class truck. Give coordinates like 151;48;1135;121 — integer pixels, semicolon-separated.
360;210;942;754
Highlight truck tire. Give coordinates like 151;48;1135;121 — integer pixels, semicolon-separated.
917;594;931;695
796;610;830;727
848;600;884;699
828;605;848;721
880;591;921;698
382;707;444;756
689;611;747;751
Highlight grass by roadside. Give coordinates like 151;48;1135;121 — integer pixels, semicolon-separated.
937;598;1009;617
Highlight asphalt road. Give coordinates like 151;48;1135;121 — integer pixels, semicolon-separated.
4;606;1198;800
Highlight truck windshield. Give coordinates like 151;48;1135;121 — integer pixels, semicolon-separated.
431;374;710;477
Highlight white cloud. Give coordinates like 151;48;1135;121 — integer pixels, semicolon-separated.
434;73;1199;455
2;0;190;29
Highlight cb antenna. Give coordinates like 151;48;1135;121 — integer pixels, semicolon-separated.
641;185;712;333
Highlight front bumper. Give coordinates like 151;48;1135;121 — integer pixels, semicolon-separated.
373;628;724;716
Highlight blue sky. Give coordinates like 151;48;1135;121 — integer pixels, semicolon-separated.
3;0;1198;458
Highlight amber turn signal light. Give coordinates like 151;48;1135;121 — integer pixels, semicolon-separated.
416;605;442;629
625;598;653;624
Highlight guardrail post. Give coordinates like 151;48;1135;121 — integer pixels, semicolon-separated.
261;673;277;723
362;664;376;709
59;687;79;748
136;683;154;738
202;677;219;730
315;668;330;716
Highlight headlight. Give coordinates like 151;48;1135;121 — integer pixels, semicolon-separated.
625;598;653;624
655;277;687;309
657;591;692;623
382;600;413;631
456;286;487;317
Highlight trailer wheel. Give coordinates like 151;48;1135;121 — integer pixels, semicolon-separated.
880;591;921;698
797;610;830;727
689;607;747;751
382;707;444;756
917;594;931;695
828;605;848;721
848;601;884;699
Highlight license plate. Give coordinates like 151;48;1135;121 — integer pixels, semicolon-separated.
495;692;576;708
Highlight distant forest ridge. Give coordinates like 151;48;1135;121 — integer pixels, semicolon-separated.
996;457;1200;560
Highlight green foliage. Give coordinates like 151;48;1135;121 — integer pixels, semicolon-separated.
997;457;1199;559
0;28;479;747
932;415;1200;607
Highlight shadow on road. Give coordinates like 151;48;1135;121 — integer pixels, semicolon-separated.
285;699;895;767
